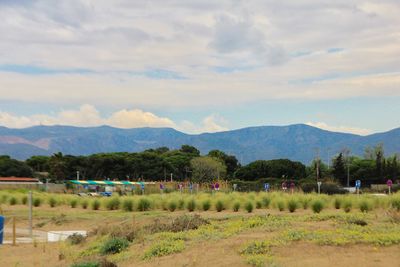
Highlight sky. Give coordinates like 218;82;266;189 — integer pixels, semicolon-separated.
0;0;399;135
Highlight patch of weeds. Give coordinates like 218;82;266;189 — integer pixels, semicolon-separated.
359;200;372;213
256;201;262;209
122;199;133;212
9;196;18;205
81;200;88;209
35;221;47;228
70;199;78;208
105;198;120;211
347;218;368;226
49;197;57;207
334;198;342;209
100;237;129;255
262;196;271;208
91;200;101;210
245;255;266;267
276;200;285;212
342;200;352;213
168;200;177;212
186;198;196;212
391;198;400;211
287;199;297;213
51;214;68;225
33;198;42;207
67;233;86;245
240;241;271;255
142;240;185;260
21;196;28;205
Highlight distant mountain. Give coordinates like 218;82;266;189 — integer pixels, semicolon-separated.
0;124;399;164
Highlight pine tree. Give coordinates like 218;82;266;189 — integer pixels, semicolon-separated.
332;153;346;185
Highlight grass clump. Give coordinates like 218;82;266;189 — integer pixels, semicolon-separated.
70;199;78;208
91;199;101;210
33;198;42;207
276;200;285;212
100;237;129;255
233;202;241;212
215;200;225;212
105;198;120;211
342;200;352;213
311;200;324;213
81;200;88;209
391;198;400;211
255;200;262;209
21;196;28;205
48;197;57;207
245;201;254;213
137;198;151;211
168;200;177;212
202;199;211;211
67;233;86;245
262;196;271;208
334;198;342;209
287;199;298;213
9;196;17;205
186;198;196;212
122;199;134;212
359;200;372;213
142;240;184;260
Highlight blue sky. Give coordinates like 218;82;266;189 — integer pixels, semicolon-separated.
0;0;399;134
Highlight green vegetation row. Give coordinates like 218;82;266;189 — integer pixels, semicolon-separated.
1;191;400;214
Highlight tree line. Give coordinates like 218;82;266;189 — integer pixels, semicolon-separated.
0;144;398;185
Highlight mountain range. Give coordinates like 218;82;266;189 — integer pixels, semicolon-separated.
0;124;399;164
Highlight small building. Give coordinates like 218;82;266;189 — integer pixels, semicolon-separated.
0;177;42;190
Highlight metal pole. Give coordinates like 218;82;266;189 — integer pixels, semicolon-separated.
12;216;16;246
28;191;32;238
77;171;80;181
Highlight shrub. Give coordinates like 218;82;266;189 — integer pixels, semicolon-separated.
277;200;285;212
168;200;177;212
9;196;17;205
215;200;225;212
287;199;297;213
359;200;372;213
186;198;196;212
100;237;129;255
202;199;211;211
33;198;42;207
137;198;151;211
122;199;133;212
178;199;185;210
302;183;346;194
301;198;311;209
233;202;240;212
71;262;99;267
342;200;352;213
311;200;324;213
91;199;101;210
66;233;86;245
255;201;262;209
262;196;271;208
81;200;88;209
106;198;120;210
70;199;78;208
334;198;342;209
49;197;57;207
21;196;28;205
245;202;254;213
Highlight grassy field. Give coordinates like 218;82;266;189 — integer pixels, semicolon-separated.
1;191;400;267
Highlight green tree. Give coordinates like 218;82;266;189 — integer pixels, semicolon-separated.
190;156;227;183
0;155;33;177
332;153;346;185
207;150;240;178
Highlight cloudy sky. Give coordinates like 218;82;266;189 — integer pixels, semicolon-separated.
0;0;399;135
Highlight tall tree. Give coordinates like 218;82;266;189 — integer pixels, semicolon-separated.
332;153;346;185
190;156;226;183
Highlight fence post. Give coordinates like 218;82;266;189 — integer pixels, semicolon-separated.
12;217;16;246
28;191;33;238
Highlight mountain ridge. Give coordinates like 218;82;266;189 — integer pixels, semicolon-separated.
0;124;399;164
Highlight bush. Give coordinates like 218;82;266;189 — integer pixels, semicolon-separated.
215;200;225;212
33;198;42;207
9;196;17;205
100;237;129;255
168;200;177;212
91;199;101;210
142;240;184;260
302;183;346;194
66;233;86;245
21;196;28;205
106;198;120;211
334;198;342;209
255;201;262;209
70;199;78;208
178;199;185;210
287;199;297;213
186;199;196;212
277;200;285;212
122;199;133;212
301;197;311;209
233;202;240;212
49;197;57;207
311;200;324;213
137;198;151;211
202;199;211;211
342;200;352;213
245;202;254;213
359;200;372;213
262;196;271;208
81;200;88;209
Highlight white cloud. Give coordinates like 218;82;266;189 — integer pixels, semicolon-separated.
306;122;371;135
0;105;228;134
